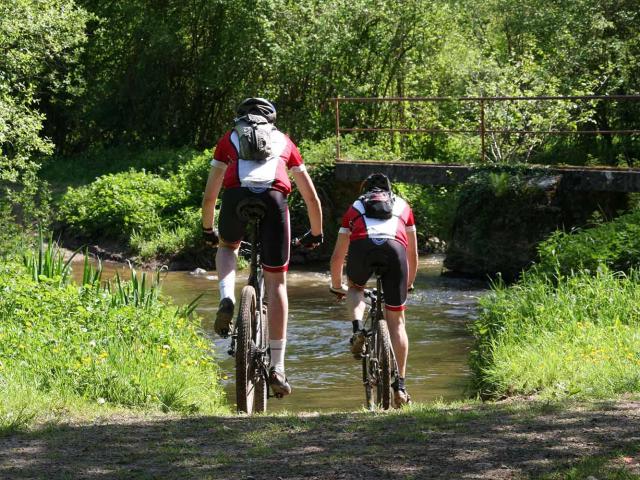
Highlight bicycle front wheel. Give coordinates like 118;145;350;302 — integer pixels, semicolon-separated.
236;285;261;414
375;319;393;410
253;302;269;413
362;351;374;411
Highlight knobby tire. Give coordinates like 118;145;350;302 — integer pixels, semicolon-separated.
254;302;269;413
236;286;259;414
376;319;393;410
362;352;374;411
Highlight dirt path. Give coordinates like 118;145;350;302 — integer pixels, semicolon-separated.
1;400;639;480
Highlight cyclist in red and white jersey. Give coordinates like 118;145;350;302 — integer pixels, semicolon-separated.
201;98;323;396
330;173;418;406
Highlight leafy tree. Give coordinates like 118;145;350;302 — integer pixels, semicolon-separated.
0;0;88;222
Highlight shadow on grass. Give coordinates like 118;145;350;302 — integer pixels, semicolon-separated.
0;400;639;479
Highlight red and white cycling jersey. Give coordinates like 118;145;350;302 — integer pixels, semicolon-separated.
339;195;416;247
211;129;305;196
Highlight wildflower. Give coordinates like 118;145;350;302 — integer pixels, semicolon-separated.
97;398;106;405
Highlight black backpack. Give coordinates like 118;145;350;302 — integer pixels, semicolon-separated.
234;114;276;161
359;188;395;219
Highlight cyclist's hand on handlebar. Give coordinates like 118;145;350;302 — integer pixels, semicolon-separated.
329;284;348;300
293;230;323;250
202;227;219;247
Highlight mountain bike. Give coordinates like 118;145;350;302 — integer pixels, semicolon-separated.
226;198;270;414
361;266;399;410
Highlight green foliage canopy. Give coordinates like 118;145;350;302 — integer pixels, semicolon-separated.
0;0;88;220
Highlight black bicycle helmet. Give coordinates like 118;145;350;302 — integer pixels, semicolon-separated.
360;172;393;194
236;97;277;123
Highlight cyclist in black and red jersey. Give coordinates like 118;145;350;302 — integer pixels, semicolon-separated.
329;173;419;406
201;97;323;396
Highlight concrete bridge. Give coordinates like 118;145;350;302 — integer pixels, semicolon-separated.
335;161;640;192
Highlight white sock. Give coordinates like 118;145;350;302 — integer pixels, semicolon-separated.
216;246;237;303
269;339;286;373
219;276;235;303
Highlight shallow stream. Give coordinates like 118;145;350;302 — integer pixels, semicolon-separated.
87;255;487;412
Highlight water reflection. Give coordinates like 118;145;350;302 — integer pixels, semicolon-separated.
74;255;488;412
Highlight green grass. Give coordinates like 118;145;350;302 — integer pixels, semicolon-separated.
471;268;640;399
0;258;228;433
538;444;640;480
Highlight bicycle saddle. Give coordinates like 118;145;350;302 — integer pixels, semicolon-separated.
236;198;267;221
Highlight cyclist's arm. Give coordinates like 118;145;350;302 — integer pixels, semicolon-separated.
201;165;226;229
407;228;419;288
292;169;322;236
330;231;350;289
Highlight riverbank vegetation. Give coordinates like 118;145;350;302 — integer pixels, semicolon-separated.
0;232;227;434
472;209;640;399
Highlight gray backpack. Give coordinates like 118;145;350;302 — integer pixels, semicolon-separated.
359;188;395;219
234;114;276;161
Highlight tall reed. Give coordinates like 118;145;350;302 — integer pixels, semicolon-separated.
22;227;78;286
106;267;165;310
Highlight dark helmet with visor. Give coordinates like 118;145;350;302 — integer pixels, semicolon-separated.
236;97;277;123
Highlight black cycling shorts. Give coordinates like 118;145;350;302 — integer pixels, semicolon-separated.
346;238;408;311
218;187;290;272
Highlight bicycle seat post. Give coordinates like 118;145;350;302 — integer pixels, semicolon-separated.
372;263;386;305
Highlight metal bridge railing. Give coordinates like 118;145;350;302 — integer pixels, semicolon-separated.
331;95;640;163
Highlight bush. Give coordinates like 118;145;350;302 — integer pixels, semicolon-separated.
298;134;398;164
41;147;203;192
131;207;202;261
56;149;212;261
536;209;640;276
394;183;458;243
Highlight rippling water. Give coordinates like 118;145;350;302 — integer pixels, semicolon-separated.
81;255;488;412
166;255;486;412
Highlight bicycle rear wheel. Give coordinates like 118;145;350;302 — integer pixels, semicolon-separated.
375;319;393;410
236;286;261;414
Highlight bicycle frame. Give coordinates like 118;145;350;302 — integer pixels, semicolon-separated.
244;217;270;382
228;216;265;358
228;202;273;413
